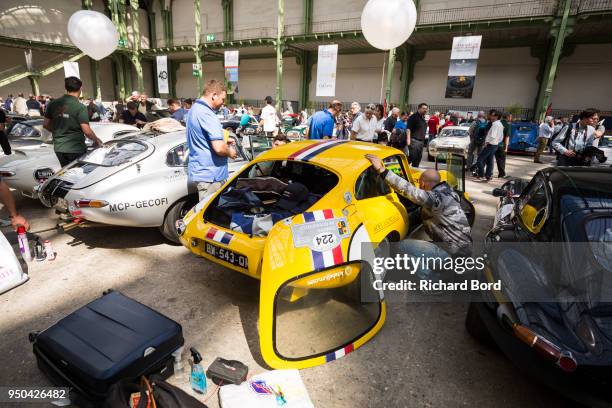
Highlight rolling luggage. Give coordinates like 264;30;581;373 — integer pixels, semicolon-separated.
29;290;184;403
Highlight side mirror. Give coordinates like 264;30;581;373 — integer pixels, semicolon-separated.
492;188;505;197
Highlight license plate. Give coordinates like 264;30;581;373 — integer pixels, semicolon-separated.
204;241;248;269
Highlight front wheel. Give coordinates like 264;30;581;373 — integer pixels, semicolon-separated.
159;196;198;244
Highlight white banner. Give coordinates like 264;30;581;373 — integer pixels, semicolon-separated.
450;35;482;60
63;61;80;78
316;44;338;97
224;50;239;68
156;55;169;94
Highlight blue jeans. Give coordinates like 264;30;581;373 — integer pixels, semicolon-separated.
396;239;451;280
476;143;498;178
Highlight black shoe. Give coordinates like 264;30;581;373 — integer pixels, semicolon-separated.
485;177;492;182
498;174;506;178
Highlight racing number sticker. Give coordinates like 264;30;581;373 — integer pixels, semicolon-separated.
312;231;338;251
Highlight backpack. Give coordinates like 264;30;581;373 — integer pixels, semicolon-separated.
474;121;488;145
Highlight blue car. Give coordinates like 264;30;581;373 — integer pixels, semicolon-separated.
508;122;539;153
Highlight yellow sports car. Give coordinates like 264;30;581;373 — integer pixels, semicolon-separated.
177;140;473;369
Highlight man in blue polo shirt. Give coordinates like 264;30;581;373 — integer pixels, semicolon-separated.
307;100;342;140
186;79;237;200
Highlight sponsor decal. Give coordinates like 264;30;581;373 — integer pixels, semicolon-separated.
205;227;233;245
109;197;169;212
325;343;355;362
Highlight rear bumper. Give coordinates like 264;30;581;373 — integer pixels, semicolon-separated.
473;302;612;407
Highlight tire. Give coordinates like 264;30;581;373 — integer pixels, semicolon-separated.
465;302;495;345
159;196;198;244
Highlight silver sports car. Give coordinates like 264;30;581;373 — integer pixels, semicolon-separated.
39;131;268;243
0;123;138;198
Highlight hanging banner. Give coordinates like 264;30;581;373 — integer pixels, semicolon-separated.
224;50;239;95
156;55;169;94
63;61;80;78
445;35;482;99
316;44;338;97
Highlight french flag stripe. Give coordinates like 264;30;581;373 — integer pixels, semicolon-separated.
300;140;348;162
291;140;335;160
206;227;217;239
288;143;320;160
213;230;226;242
322;209;334;219
313;210;326;221
303;212;315;222
331;245;344;264
322;250;335;267
220;233;233;244
325;343;354;362
311;251;325;270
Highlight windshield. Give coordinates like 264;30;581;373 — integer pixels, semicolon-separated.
9;123;40;139
79;140;147;167
439;128;468;138
585;217;612;272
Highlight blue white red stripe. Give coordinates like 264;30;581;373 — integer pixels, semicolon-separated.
288;140;347;162
325;343;355;362
304;209;344;270
206;227;233;245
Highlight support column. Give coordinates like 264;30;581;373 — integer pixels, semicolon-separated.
194;0;203;95
90;58;101;101
159;0;174;47
28;75;40;96
148;12;157;49
112;55;126;100
123;55;133;95
384;48;396;107
130;0;144;92
534;0;573;122
398;46;425;111
170;60;179;97
222;0;233;41
275;0;284;111
303;0;313;34
298;51;313;110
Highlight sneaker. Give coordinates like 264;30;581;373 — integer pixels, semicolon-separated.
498;174;506;178
485;177;492;182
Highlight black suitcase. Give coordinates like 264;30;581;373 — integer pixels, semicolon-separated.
30;290;184;402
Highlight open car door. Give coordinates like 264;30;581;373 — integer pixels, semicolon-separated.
259;206;385;369
435;150;476;226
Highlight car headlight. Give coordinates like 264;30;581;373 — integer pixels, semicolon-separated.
176;219;186;236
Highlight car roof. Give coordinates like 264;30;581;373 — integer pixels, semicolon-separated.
254;140;403;172
440;126;468;131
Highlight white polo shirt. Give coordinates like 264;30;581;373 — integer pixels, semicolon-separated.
485;120;504;145
352;114;378;142
261;104;277;133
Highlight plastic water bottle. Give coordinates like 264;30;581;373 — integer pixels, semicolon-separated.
17;226;31;262
189;347;207;394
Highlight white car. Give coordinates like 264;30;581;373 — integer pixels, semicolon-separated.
0;123;138;198
427;125;471;161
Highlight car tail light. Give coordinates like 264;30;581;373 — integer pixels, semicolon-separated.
0;170;16;177
74;199;109;208
513;324;577;373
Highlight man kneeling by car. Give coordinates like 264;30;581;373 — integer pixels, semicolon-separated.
365;154;472;280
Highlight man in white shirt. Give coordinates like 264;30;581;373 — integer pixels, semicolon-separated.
474;109;504;181
12;93;28;115
534;116;554;163
260;96;278;137
350;104;378;142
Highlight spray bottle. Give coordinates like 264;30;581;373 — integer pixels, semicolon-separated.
189;347;207;394
17;226;31;262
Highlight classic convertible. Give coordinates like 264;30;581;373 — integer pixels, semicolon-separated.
38;131;268;243
467;167;612;406
177;140;475;369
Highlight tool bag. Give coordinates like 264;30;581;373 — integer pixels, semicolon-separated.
103;375;207;408
29;290;184;403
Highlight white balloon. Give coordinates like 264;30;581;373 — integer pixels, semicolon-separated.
68;10;119;60
361;0;417;50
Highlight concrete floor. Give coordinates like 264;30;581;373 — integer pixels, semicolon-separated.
0;152;576;408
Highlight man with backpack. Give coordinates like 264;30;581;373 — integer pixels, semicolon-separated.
467;111;487;172
552;109;598;166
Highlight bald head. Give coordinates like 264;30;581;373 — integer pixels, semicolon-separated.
419;169;441;190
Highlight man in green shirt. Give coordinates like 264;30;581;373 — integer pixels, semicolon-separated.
43;77;102;167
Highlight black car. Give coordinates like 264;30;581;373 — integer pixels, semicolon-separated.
467;167;612;406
